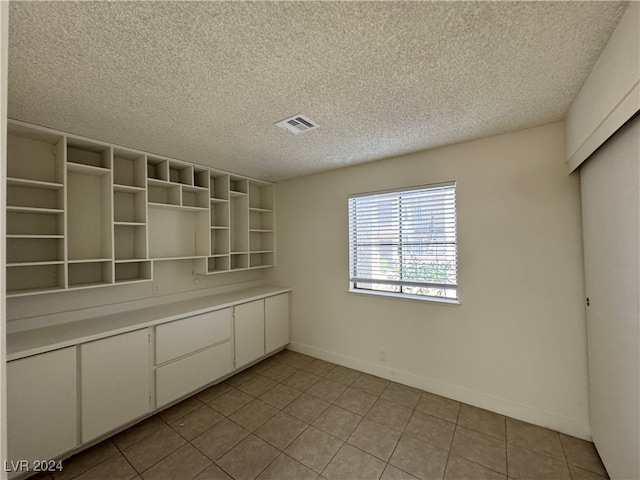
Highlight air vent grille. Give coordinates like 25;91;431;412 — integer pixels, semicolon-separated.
275;114;319;135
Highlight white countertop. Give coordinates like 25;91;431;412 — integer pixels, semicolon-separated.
7;285;291;361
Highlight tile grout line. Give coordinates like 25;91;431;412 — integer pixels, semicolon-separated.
442;404;463;480
504;415;509;479
558;432;576;480
381;387;417;480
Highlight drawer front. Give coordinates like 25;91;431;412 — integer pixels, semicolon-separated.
156;341;232;407
156;308;232;364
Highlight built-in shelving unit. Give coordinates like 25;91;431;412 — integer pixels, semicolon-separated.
6;124;66;296
113;148;151;284
5;120;276;297
248;180;275;269
66;138;113;291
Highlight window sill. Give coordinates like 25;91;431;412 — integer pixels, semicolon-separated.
348;288;461;306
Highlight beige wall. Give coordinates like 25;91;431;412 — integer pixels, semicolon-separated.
266;122;591;438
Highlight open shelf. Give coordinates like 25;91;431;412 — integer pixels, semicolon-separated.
168;161;193;185
67;168;112;262
147;157;169;181
230;177;248;196
211;228;230;256
148;207;209;259
148;182;180;206
230;253;249;270
209;255;230;274
113;148;146;188
114;261;152;284
249;181;274;210
230;195;249;254
211;202;230;228
250;252;275;269
7;124;64;184
250;208;274;231
67;261;113;288
5;120;277;296
7;210;64;236
211;174;230;201
6;263;66;297
67;138;112;169
7;237;64;264
114;189;146;223
194;168;210;189
114;224;147;260
182;186;209;209
250;230;274;252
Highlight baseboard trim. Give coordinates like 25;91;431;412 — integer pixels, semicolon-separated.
288;341;592;440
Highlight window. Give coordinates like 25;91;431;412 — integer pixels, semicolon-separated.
348;183;457;301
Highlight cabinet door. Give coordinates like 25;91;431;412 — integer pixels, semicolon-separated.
234;300;265;369
265;293;290;353
81;329;150;442
7;347;78;469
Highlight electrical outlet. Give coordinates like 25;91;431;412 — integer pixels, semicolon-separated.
193;277;200;285
152;282;161;294
379;349;387;362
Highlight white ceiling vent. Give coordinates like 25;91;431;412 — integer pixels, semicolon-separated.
275;114;319;135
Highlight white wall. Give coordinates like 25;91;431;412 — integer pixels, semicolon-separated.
266;122;591;438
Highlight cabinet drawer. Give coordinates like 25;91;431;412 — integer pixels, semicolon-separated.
156;308;232;364
156;341;232;407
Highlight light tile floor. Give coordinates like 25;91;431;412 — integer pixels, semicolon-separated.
32;349;608;480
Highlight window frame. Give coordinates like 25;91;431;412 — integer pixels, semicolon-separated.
348;182;459;304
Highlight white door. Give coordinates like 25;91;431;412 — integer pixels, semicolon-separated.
81;329;151;442
234;300;265;369
580;116;639;479
265;293;289;353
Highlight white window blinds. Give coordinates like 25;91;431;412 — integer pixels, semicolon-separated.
348;183;457;300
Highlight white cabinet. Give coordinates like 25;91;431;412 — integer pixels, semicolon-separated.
6;288;290;469
7;347;78;473
80;329;151;442
234;300;265;369
234;294;290;368
265;293;290;353
155;309;233;407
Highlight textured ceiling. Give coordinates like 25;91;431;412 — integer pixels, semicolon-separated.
8;1;627;182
